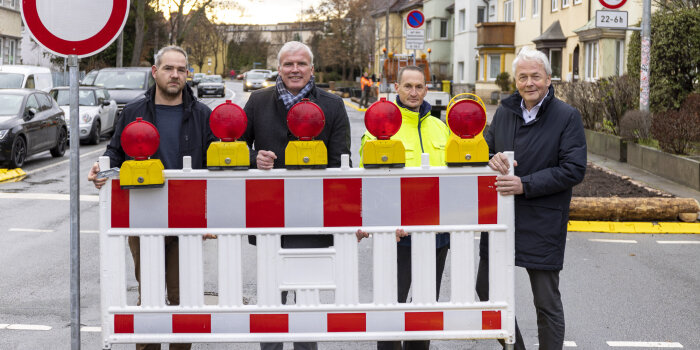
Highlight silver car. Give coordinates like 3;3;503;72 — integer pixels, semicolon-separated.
198;75;226;98
243;72;268;92
50;86;118;145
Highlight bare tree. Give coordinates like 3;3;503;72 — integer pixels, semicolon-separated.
184;15;215;72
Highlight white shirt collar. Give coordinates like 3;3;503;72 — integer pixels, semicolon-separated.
520;92;548;124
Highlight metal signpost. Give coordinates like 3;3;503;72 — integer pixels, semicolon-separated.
405;10;425;66
20;1;131;348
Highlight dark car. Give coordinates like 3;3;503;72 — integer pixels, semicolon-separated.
197;75;225;98
92;67;155;115
0;89;67;168
192;73;206;87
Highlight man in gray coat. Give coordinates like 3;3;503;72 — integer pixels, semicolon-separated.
242;41;351;350
477;48;587;350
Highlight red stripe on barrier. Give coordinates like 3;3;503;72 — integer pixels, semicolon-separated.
250;314;288;333
401;177;440;225
405;312;443;331
111;180;129;228
114;314;134;333
478;176;498;224
482;310;501;330
172;314;211;333
246;180;285;227
323;178;362;227
168;180;207;228
327;313;366;332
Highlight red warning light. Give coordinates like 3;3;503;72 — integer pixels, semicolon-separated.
364;97;402;140
447;99;486;139
287;99;325;141
210;100;247;142
121;117;160;160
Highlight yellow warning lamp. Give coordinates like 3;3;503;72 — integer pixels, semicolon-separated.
445;93;489;166
361;97;405;168
207;100;250;170
284;99;327;169
119;117;165;189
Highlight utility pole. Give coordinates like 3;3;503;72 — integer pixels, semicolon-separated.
639;0;650;112
116;32;124;67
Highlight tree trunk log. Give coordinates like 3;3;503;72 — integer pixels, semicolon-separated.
569;198;700;221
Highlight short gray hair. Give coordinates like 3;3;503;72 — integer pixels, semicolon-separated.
512;47;551;76
397;66;425;83
154;46;188;68
277;41;314;66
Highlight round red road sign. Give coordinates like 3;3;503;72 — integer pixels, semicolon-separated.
406;10;425;28
22;0;130;58
599;0;626;9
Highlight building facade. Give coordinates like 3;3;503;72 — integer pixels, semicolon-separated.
0;0;21;65
423;0;454;81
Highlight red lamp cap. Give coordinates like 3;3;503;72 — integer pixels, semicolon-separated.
447;99;487;139
210;100;248;142
120;117;160;160
287;99;325;141
364;97;402;140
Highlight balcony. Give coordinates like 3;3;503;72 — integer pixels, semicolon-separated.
476;22;515;47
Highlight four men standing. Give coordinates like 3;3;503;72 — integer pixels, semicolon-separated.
89;41;585;350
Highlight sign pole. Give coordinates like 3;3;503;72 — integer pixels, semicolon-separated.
639;0;650;112
68;54;81;350
413;50;416;66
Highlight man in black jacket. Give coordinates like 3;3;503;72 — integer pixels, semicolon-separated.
477;48;587;350
88;45;216;350
242;41;351;350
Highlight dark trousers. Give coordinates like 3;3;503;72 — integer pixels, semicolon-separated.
360;87;371;108
475;258;564;350
129;236;191;350
377;244;449;350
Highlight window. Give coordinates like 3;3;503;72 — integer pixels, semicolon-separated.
488;54;501;80
549;49;562;80
459;9;466;32
532;0;539;16
585;41;598;80
426;20;432;40
574;0;582;4
520;0;526;19
552;0;558;12
440;20;448;38
504;0;514;21
25;95;39;113
458;61;465;82
490;4;496;17
477;7;486;23
563;0;570;7
9;40;16;65
615;40;625;76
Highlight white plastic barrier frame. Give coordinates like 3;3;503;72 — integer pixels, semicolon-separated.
98;152;516;349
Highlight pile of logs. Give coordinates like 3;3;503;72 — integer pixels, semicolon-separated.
570;197;700;222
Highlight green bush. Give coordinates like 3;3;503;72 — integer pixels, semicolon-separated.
627;8;700;113
495;72;512;92
620;110;652;142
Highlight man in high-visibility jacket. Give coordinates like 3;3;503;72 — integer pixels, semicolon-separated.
357;66;449;350
360;71;372;108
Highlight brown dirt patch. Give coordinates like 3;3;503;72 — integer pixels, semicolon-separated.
572;163;674;198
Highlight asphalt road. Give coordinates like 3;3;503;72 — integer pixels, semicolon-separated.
0;80;697;349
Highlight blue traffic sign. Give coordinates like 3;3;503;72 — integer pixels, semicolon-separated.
406;10;424;28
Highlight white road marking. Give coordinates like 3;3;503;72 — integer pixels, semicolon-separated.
9;228;54;233
564;341;577;347
80;326;101;332
0;324;8;329
589;239;638;244
0;192;98;202
81;230;99;233
607;341;683;348
657;240;700;245
24;148;104;176
5;324;52;331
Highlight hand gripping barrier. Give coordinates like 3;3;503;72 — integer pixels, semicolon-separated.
98;153;516;349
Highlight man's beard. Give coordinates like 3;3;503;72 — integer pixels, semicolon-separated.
157;80;183;98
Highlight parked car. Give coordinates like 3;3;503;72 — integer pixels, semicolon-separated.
0;89;67;168
50;86;118;145
192;73;206;87
0;65;54;92
92;67;155;115
81;69;99;86
198;75;226;97
243;72;267;92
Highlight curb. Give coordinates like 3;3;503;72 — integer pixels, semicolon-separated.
0;168;26;183
568;220;700;234
343;100;366;112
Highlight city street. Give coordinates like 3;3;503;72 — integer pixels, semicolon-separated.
0;80;697;349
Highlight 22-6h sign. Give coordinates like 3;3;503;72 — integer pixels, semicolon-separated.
22;0;130;58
